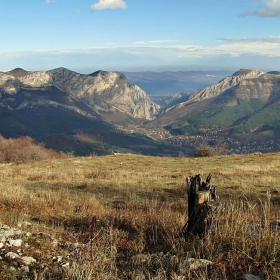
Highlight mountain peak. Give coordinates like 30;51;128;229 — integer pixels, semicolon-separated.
48;67;75;75
89;70;125;78
185;69;265;104
88;70;107;77
6;68;30;78
232;69;265;77
232;69;252;76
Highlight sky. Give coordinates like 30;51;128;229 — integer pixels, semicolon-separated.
0;0;280;73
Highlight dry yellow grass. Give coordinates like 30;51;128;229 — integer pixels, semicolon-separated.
0;153;280;279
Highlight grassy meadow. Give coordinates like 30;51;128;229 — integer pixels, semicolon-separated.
0;153;280;279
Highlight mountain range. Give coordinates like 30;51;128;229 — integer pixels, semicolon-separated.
0;67;168;155
1;67;280;155
150;69;280;151
1;67;159;120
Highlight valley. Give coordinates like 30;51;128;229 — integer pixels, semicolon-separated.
117;125;280;155
1;67;280;156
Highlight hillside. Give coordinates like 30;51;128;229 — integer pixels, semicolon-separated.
147;69;280;151
0;101;185;156
0;153;280;279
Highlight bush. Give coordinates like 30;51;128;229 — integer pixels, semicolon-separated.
0;135;68;163
194;144;216;157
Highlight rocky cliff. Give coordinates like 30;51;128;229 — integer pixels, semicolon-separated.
186;69;266;104
0;67;160;120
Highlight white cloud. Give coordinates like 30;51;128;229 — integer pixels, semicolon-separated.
174;41;280;58
217;36;280;43
2;40;280;59
1;38;280;72
46;0;54;3
135;40;178;45
216;42;280;57
91;0;127;11
241;0;280;17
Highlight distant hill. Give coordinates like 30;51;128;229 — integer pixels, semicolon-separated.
124;70;232;100
5;67;31;78
267;71;280;75
147;69;280;144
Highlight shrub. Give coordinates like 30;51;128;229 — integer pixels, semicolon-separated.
0;135;68;163
194;144;216;157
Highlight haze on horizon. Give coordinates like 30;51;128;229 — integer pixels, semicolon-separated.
0;0;280;73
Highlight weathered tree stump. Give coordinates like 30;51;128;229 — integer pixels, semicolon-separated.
182;174;219;236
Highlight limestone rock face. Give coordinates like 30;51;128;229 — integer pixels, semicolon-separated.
0;67;160;120
47;68;160;120
0;72;20;95
19;71;52;88
187;69;266;103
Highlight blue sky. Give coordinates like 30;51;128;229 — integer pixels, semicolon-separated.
0;0;280;73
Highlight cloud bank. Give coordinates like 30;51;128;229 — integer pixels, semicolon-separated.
2;38;280;59
217;36;280;43
1;37;280;71
241;0;280;17
91;0;127;11
135;40;178;45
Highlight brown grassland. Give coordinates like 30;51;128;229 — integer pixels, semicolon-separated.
0;152;280;279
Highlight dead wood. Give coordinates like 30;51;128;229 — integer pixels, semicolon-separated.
182;173;219;236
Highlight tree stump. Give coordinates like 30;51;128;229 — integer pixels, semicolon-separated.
182;174;219;236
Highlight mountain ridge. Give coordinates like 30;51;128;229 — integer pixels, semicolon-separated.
0;67;160;121
149;69;280;147
181;69;266;105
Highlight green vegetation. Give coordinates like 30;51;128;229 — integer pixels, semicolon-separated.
0;153;280;279
232;105;280;134
165;99;258;134
164;98;280;137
